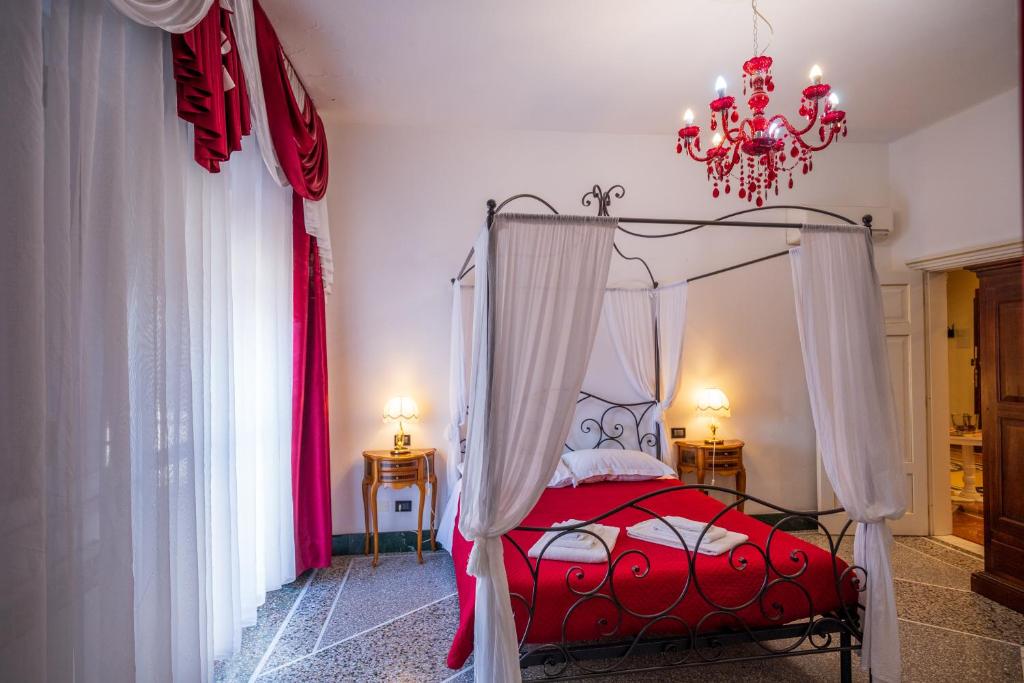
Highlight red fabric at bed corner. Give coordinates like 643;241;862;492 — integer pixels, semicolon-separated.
447;479;857;669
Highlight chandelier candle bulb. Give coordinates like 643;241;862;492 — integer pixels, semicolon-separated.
714;76;727;98
683;108;695;125
828;92;839;108
809;64;823;85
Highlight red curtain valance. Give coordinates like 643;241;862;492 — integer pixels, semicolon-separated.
253;0;329;201
172;2;250;173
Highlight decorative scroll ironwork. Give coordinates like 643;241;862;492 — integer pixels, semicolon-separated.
581;184;626;217
504;485;864;680
566;392;660;459
461;391;662;460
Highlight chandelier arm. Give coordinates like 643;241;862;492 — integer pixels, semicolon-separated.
721;110;743;144
801;127;840;153
770;108;816;140
684;141;717;164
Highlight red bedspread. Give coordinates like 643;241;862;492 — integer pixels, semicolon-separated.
447;479;856;669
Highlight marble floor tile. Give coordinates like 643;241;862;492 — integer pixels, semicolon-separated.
793;532;974;591
894;536;985;573
215;571;312;682
895;580;1024;646
316;551;456;648
261;556;353;671
258;594;467;682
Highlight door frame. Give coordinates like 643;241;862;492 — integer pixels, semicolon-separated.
906;238;1024;536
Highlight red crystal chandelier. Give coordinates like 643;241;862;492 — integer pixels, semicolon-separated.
675;0;847;205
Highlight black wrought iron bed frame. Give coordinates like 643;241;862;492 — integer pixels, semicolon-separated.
502;392;863;682
451;185;872;681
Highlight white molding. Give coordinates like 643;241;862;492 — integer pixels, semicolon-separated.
905;239;1023;272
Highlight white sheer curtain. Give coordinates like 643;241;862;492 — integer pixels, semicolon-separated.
0;1;294;679
438;280;469;551
603;283;687;456
1;1;203;679
184;139;296;659
790;225;906;683
459;214;616;683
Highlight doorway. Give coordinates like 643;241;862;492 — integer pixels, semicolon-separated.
946;269;983;546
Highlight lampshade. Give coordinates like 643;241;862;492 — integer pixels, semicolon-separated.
696;387;731;417
382;396;419;423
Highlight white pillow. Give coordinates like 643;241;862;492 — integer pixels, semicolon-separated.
548;460;575;488
561;448;676;485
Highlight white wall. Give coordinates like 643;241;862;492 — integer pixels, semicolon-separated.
324;122;891;533
887;87;1021;267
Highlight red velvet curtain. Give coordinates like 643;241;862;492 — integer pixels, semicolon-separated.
248;0;333;572
291;194;332;574
171;2;250;172
253;0;329;201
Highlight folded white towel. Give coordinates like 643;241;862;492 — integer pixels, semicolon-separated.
647;516;727;543
626;519;748;557
528;521;619;563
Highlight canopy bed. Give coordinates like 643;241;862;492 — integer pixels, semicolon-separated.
440;184;906;683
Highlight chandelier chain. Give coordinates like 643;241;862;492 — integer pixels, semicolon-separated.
751;0;773;56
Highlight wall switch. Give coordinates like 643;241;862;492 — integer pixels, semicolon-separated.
395;500;412;512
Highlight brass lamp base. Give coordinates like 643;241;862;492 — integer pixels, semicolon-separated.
391;425;410;455
704;423;724;445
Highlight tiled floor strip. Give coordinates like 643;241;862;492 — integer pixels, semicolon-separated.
897;617;1022;648
312;560;353;653
259;590;458;678
248;570;316;682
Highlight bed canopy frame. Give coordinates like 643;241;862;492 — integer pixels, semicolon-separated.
448;184;880;682
451;183;874;464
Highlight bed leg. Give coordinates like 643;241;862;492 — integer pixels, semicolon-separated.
840;630;852;683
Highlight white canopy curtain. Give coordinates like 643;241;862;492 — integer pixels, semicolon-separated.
0;0;294;679
791;225;907;683
459;213;616;683
438;280;469;551
602;282;688;456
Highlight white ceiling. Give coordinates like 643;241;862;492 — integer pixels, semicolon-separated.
262;0;1019;142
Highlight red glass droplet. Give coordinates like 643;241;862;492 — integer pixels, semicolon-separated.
790;146;799;158
788;177;794;189
738;188;746;199
712;187;720;198
802;163;808;174
731;110;739;123
676;142;683;154
756;196;764;207
724;183;731;194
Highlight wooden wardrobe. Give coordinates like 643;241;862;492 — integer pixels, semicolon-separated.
970;259;1024;613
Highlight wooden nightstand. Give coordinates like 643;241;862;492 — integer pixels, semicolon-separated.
361;448;437;567
674;439;746;511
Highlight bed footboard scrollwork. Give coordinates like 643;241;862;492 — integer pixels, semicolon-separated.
504;485;864;680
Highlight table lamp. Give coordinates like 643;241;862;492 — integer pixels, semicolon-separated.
383;396;419;454
696;387;730;445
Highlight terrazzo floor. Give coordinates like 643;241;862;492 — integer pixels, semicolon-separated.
216;535;1024;682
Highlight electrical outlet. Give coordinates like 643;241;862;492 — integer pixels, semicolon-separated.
395;500;412;513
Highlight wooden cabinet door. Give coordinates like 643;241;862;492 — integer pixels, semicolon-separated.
971;259;1024;614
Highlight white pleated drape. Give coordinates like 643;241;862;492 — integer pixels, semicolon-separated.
0;1;295;679
437;281;469;551
184;139;296;659
790;225;906;683
107;0;214;32
603;283;687;456
459;214;616;683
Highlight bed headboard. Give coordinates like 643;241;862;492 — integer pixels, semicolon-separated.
563;391;661;459
457;392;662;461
